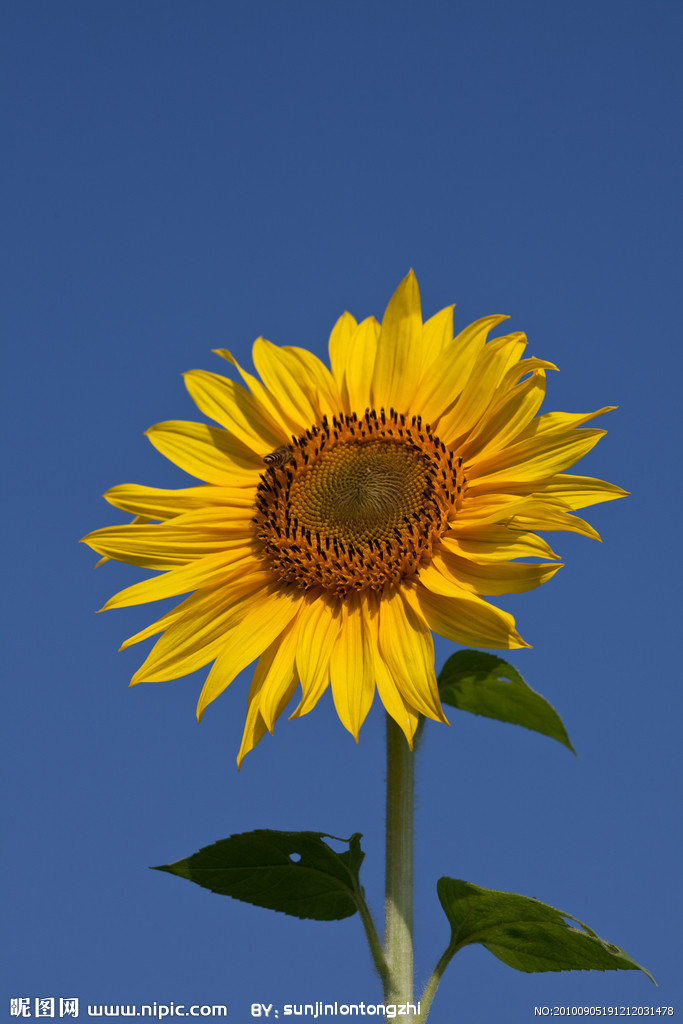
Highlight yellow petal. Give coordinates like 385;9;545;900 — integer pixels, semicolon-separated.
236;696;269;769
345;317;380;413
119;597;192;650
282;346;342;421
146;420;261;484
417;314;510;427
507;502;602;541
196;584;301;719
421;552;562;598
103;483;254;519
102;550;266;610
131;579;269;684
500;356;559;385
328;311;358;404
420;305;454;371
415;580;529;649
374;657;421;748
236;629;301;765
82;522;251;569
471;426;607;484
460;369;550;461
436;332;528;446
519;406;616;437
363;590;421;745
166;507;254;530
440;526;560;563
453;492;601;540
254;615;302;732
329;311;383;415
372;270;423;413
291;591;341;717
252;338;331;433
378;586;447;723
450;491;560;530
213;348;295;437
183;370;285;453
522;474;629;511
329;592;375;740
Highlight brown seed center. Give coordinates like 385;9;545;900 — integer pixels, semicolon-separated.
289;439;428;547
253;409;465;596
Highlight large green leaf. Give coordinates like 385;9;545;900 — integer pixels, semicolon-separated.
437;878;654;981
438;650;575;752
153;830;365;921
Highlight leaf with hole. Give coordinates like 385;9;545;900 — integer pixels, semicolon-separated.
437;878;654;981
153;829;365;921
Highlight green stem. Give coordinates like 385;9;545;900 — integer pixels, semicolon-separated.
355;890;392;993
384;714;415;1008
417;943;459;1022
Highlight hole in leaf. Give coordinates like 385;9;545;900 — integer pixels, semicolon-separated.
289;852;301;863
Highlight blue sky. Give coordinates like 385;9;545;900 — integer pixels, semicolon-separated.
3;2;681;1021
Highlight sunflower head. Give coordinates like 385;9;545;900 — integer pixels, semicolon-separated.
83;271;626;765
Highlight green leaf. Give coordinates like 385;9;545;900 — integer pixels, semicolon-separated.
438;650;576;753
437;878;654;982
153;830;365;921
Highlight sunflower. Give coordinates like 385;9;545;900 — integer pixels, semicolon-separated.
83;272;625;764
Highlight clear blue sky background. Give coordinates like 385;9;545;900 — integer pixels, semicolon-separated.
3;2;681;1021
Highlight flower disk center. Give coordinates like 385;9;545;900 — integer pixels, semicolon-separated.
253;409;465;596
291;440;426;547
